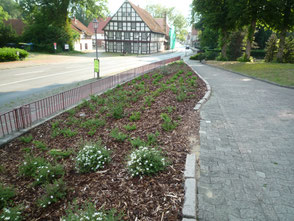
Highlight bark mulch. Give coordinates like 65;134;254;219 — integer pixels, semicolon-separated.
0;60;206;220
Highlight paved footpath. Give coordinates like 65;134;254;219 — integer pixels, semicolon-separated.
186;60;294;221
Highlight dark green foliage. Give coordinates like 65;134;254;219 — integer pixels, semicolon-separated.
283;36;294;63
190;53;206;60
144;95;155;107
0;183;15;209
130;137;146;148
49;149;72;159
37;179;67;208
19;134;33;143
32;140;47;150
237;53;252;62
227;31;244;61
0;47;29;62
160;113;177;131
109;103;124;119
129;112;141;121
0;206;22;221
81;118;106;129
251;50;266;59
62;201;124;221
265;33;278;62
18;156;47;177
110;128;127;142
123;123;136;131
146;132;159;146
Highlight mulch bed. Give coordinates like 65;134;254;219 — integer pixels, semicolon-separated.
0;61;206;220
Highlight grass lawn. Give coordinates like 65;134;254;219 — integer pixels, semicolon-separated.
207;61;294;86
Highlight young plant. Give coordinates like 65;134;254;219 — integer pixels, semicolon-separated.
62;201;123;221
19;156;48;177
37;179;67;208
144;95;155;107
127;147;168;177
32;140;47;150
33;163;64;186
109;103;124;119
129;111;141;122
49;149;72;159
0;206;22;221
75;141;111;173
60;128;77;138
160;113;177;131
146;132;159;146
123;123;137;131
18;134;33;144
0;183;15;209
81;118;106;129
67;109;76;117
130;137;146;148
176;89;187;102
110;128;127;142
88;128;96;136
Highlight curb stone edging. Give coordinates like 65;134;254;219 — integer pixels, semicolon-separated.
204;62;294;89
182;60;212;220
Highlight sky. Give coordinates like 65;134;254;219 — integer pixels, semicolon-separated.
107;0;193;23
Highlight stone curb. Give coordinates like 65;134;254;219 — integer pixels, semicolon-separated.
204;63;294;90
181;60;212;220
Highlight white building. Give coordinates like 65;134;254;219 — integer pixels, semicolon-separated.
102;0;167;54
88;17;111;48
71;18;93;51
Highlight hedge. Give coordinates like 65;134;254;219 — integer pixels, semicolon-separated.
0;47;29;62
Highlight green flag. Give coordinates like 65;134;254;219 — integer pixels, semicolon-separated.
169;26;176;49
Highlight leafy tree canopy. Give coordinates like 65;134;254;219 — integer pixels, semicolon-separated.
145;4;188;41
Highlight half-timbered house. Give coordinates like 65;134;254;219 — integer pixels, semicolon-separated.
103;0;166;54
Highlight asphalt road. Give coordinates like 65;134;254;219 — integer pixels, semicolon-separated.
0;47;189;113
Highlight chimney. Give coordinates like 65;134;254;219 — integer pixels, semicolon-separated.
164;13;167;36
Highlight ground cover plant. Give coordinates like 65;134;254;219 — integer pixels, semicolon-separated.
207;61;294;86
0;60;206;220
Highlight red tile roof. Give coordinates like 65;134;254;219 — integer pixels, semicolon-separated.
3;19;25;35
71;18;93;35
88;17;111;34
154;18;170;36
129;1;165;35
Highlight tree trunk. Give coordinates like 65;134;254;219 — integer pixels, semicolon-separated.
220;30;228;58
277;29;286;62
245;19;256;60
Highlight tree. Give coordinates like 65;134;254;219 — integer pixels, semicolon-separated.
0;6;18;47
191;0;236;58
19;0;109;52
145;4;188;42
263;0;294;62
1;0;22;18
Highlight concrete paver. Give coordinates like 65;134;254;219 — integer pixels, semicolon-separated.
186;60;294;221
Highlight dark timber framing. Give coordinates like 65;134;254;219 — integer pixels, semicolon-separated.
103;0;166;54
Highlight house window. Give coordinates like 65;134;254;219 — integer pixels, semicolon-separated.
131;22;136;30
142;43;147;53
108;32;114;39
134;32;139;40
142;33;147;41
125;32;130;40
108;42;113;51
116;32;121;40
85;43;88;50
118;22;123;30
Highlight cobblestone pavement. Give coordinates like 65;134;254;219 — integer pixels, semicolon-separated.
186;60;294;221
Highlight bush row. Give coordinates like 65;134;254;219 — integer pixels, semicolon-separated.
0;47;29;62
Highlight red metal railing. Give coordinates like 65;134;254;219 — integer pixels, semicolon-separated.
0;56;181;138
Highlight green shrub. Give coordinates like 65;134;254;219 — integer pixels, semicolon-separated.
75;141;111;173
67;109;76;117
283;36;294;63
37;179;67;208
176;89;187;102
0;183;15;209
190;53;205;60
49;149;72;159
62;201;123;221
19;156;64;185
130;137;146;148
146;132;159;146
265;33;278;62
251;49;265;59
60;128;77;138
32;140;47;150
160;113;177;131
33;163;64;186
144;95;155;107
0;47;29;62
110;128;127;142
204;50;219;60
129;111;141;121
127;147;168;177
216;55;228;61
237;53;253;62
18;156;47;177
81;118;106;128
0;206;22;221
109;103;124;119
18;134;33;143
123;123;136;131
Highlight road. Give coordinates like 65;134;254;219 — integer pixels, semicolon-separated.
0;46;190;113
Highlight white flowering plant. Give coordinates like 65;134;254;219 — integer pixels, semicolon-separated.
0;206;22;221
37;179;67;208
62;201;123;221
75;141;111;173
127;147;168;177
0;183;15;209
